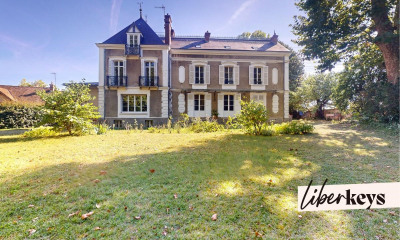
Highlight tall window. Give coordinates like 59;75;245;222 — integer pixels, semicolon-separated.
114;61;124;83
195;65;204;84
145;61;155;79
122;95;147;112
254;67;262;84
134;35;138;45
194;94;205;111
129;35;134;46
224;66;234;84
224;95;234;111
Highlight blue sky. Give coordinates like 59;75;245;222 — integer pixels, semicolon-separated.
0;0;337;87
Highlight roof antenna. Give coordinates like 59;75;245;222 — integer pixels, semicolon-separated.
138;1;143;18
155;4;166;16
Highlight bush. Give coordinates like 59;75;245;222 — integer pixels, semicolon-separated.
236;100;269;135
189;117;225;133
273;120;314;135
23;126;57;138
0;104;42;129
94;123;109;135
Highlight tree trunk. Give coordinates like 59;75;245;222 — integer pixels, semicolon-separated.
371;0;399;84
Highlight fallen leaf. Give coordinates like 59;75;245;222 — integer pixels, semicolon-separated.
96;204;101;209
124;206;128;210
174;194;178;199
149;169;155;173
32;217;38;222
211;213;218;221
255;231;263;237
94;227;101;231
166;208;170;213
93;179;100;183
268;179;273;183
28;204;34;208
134;216;141;220
162;230;167;236
68;211;79;217
298;215;302;219
189;205;194;211
389;211;396;216
81;211;94;220
100;170;107;175
215;193;219;197
383;219;388;223
28;229;36;235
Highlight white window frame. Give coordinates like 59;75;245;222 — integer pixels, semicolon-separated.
140;57;158;77
250;92;267;107
194;65;205;84
117;89;150;118
193;94;205;111
108;56;126;76
121;94;148;113
217;93;241;117
219;62;239;90
187;92;212;117
249;62;268;90
126;31;141;46
223;94;235;112
189;61;209;89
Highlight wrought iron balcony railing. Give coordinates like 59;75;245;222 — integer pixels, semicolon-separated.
107;76;127;87
125;44;140;55
139;76;159;87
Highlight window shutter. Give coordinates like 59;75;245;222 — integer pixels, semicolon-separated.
123;60;127;76
219;65;224;84
234;65;239;85
218;94;223;117
263;66;269;85
234;93;241;114
249;65;254;85
187;93;194;117
205;65;210;84
189;64;194;84
205;93;212;117
108;60;114;76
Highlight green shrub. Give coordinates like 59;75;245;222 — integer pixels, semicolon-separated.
236;100;269;135
0;104;43;129
273;120;314;135
189;117;225;133
95;123;109;135
23;126;57;138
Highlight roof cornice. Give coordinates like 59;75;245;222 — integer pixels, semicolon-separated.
170;49;290;57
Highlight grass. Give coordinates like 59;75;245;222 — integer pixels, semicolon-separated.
0;122;398;239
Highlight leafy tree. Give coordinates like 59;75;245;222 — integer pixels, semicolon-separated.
37;81;100;135
238;32;251;38
250;30;267;38
278;41;305;91
292;0;399;84
20;79;47;88
296;73;337;118
333;44;399;123
236;100;269;135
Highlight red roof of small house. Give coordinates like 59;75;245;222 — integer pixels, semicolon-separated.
0;85;51;105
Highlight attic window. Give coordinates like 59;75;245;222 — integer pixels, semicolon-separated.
195;45;201;48
251;46;258;50
224;46;231;49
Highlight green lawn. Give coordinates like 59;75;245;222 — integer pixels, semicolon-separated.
0;123;398;239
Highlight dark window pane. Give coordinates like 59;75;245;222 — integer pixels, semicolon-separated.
129;96;134;111
142;95;147;112
135;96;141;111
122;95;128;111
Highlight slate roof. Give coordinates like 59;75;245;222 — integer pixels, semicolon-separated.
102;17;164;45
0;85;51;105
170;38;290;52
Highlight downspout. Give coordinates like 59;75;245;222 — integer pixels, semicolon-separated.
103;50;107;120
168;48;172;118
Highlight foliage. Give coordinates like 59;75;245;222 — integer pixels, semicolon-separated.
94;123;109;135
20;79;48;88
37;81;100;135
0;104;43;129
273;120;314;135
189;117;225;133
278;41;305;91
236;100;269;135
333;44;399;123
238;30;270;39
23;126;57;138
294;73;337;118
292;0;399;83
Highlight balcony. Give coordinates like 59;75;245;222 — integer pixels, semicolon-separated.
125;44;140;55
107;76;127;87
139;76;159;88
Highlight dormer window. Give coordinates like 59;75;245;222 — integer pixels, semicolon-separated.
224;46;231;49
127;33;141;46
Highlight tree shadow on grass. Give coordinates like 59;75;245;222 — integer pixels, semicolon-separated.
0;125;398;239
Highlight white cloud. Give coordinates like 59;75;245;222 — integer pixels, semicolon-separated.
110;0;123;34
228;0;258;25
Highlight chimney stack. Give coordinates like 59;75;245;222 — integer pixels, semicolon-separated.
171;29;175;38
164;14;172;45
49;82;54;91
271;31;278;44
204;31;211;42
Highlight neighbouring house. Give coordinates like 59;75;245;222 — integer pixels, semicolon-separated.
0;84;54;105
94;11;290;127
